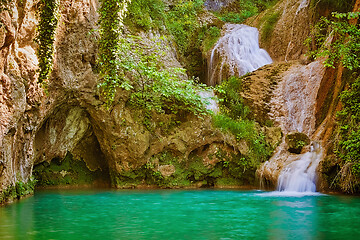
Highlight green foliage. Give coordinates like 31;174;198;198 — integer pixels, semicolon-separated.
336;77;360;176
0;177;37;204
98;1;210;116
214;76;273;166
310;0;355;14
308;10;360;192
217;0;257;23
200;26;221;52
99;35;210;119
35;0;59;85
98;0;129;101
306;12;360;70
124;0;165;31
309;11;360;176
215;0;279;24
215;76;250;119
213;114;256;140
15;177;37;197
164;0;204;54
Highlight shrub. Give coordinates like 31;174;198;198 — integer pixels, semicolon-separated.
213;76;273;167
124;0;165;31
306;12;360;70
215;0;279;24
164;0;204;54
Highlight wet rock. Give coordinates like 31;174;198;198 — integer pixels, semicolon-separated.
159;165;176;177
285;132;310;154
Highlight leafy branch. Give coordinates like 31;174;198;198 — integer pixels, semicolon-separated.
306;12;360;70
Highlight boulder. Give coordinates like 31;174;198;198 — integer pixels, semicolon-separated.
285;132;310;154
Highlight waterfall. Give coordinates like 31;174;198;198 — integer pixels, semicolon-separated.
257;60;326;193
277;142;323;192
208;24;272;86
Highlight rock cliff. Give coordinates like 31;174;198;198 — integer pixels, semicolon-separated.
0;0;263;204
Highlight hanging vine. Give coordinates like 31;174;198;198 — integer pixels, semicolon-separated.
35;0;59;85
98;0;130;103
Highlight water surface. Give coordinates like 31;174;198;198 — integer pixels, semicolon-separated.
1;189;359;239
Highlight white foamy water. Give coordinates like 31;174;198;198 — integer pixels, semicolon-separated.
198;90;219;114
257;191;324;198
208;24;272;85
277;142;323;192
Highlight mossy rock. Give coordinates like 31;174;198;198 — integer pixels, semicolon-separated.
285;132;310;154
33;152;109;187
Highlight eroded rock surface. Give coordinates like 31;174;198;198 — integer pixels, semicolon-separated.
248;0;313;61
0;0;259;203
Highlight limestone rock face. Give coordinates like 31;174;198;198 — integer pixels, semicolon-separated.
204;0;236;11
0;0;44;194
248;0;313;62
0;0;254;201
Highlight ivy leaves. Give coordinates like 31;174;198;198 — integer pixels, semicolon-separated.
306;12;360;70
117;36;210;118
35;0;59;85
98;0;209;118
310;11;360;179
98;0;130;101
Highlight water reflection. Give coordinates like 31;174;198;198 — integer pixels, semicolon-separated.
267;197;318;240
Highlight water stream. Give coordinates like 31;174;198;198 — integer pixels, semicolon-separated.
277;142;323;192
207;24;272;85
258;60;326;192
208;23;326;192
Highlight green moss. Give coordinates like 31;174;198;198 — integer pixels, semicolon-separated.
215;177;242;186
33;152;107;186
200;26;221;52
261;11;280;44
0;177;37;205
111;147;261;189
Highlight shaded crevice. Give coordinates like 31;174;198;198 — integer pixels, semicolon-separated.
32;105;111;187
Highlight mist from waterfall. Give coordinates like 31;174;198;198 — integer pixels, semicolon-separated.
207;24;272;86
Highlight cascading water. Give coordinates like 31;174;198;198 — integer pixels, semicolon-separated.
277;142;323;192
258;60;326;193
207;24;272;86
209;22;325;193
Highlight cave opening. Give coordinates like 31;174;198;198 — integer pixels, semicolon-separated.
32;105;111;188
